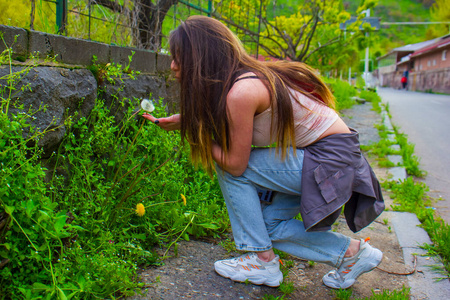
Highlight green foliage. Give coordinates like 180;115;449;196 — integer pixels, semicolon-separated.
428;0;450;38
0;47;227;298
262;295;285;300
346;0;432;55
360;91;449;278
324;78;357;111
382;176;450;276
362;286;410;299
332;287;353;300
383;177;431;213
359;90;382;113
420;213;450;277
394;132;425;177
332;286;410;299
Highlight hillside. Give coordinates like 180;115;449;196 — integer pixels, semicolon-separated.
344;0;434;57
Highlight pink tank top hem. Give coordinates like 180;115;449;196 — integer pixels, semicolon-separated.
252;89;338;148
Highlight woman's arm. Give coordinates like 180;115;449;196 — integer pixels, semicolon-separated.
142;113;181;131
212;77;271;176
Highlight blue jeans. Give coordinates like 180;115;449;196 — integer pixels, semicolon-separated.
216;147;350;268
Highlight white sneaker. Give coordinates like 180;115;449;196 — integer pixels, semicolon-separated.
214;252;283;287
322;238;383;289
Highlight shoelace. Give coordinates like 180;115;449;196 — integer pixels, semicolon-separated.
230;253;256;263
337;237;372;276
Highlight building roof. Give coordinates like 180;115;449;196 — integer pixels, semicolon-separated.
377;36;444;61
393;38;441;52
411;34;450;58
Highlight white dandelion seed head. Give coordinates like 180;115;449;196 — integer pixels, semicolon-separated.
140;99;155;113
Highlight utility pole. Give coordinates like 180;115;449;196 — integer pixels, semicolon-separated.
362;9;370;88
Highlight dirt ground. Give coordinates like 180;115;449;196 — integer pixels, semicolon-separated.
128;102;414;299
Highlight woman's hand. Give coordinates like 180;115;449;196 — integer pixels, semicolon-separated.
142;113;181;131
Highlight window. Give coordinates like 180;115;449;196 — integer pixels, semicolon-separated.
443;50;447;61
427;60;431;66
433;59;436;66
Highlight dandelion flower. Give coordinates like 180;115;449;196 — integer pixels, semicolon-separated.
181;194;187;206
135;203;145;217
140;99;155;113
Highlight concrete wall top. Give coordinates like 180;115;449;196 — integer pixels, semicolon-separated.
0;24;170;74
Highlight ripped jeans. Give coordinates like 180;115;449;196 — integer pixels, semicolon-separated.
216;147;350;267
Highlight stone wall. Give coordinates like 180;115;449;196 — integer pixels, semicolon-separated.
0;24;171;73
377;67;450;94
0;25;179;157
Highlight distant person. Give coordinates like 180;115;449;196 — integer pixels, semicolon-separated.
401;76;407;90
143;16;384;289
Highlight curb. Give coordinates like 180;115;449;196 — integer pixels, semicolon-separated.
381;106;450;299
390;212;450;299
381;108;407;182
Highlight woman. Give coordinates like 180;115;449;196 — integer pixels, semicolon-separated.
143;15;384;289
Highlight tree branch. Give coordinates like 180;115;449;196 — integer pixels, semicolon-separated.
302;36;340;62
90;0;125;13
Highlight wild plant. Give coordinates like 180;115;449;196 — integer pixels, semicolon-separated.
0;42;227;298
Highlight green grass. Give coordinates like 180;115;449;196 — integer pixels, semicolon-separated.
0;48;228;299
332;286;410;299
364;97;450;279
324;78;358;111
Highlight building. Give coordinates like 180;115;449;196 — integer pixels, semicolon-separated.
376;34;450;93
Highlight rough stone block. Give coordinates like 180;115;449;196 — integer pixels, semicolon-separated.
0;66;97;155
351;96;366;104
387;154;403;165
110;46;156;73
387;133;397;142
156;53;172;73
0;25;28;60
29;30;109;65
388;166;407;182
389;144;401;152
98;74;166;123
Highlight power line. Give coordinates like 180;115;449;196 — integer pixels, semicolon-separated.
381;21;450;25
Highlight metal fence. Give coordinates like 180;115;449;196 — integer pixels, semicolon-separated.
30;0;267;56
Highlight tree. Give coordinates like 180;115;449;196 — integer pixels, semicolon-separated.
429;0;450;38
91;0;179;50
215;0;377;70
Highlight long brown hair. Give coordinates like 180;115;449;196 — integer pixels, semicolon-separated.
169;15;335;174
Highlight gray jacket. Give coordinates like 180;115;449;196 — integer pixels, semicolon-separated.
300;129;385;232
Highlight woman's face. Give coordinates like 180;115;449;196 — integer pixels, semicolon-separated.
171;60;181;81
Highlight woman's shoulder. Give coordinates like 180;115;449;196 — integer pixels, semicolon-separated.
227;72;271;113
228;72;266;97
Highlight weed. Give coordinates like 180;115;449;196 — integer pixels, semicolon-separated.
0;44;227;298
420;213;450;276
360;90;382;113
324;78;357;111
307;260;317;267
362;286;410;299
332;287;353;300
219;238;236;253
263;295;285;300
394;132;425;177
278;280;295;295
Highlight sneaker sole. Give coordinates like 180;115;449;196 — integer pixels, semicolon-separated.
215;266;283;287
323;248;383;289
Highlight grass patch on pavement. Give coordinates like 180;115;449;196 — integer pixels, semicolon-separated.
364;93;450;279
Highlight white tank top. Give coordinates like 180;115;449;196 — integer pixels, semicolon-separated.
252;88;338;147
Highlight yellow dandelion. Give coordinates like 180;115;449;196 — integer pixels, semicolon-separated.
181;194;187;206
135;203;145;217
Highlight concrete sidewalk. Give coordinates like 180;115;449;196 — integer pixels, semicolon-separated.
342;102;450;300
129;101;450;299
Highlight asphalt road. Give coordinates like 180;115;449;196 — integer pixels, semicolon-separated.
377;87;450;223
